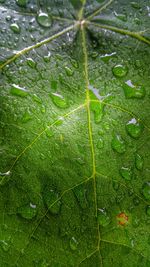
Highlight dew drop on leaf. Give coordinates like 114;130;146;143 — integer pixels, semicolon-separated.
10;23;21;34
126;118;143;139
16;0;27;7
97;138;104;149
17;203;37;220
0;171;11;186
97;208;111;227
43;189;61;215
70;58;79;69
146;206;150;216
50;92;68;108
100;52;116;62
112;64;128;78
10;84;29;97
65;66;74;76
32;94;42;104
111;134;126;154
142;182;150;200
26;58;36;68
120;166;132;181
69;237;78;251
123;80;146;99
36;12;52;28
135;153;143;170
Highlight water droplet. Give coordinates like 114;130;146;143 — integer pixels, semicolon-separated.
37;12;52;28
10;23;21;34
17;203;37;220
126;118;143;139
41;105;46;113
117;212;128;226
142;182;150;200
27;58;36;68
0;239;10;252
65;66;74;76
123;80;146;99
111;134;126;154
0;171;11;186
97;208;111;227
120;167;132;181
43;52;51;62
32;94;42;104
114;11;127;21
135;153;143;170
43;189;61;215
73;184;87;209
70;237;78;251
50;93;68;108
100;52;116;62
112;64;128;78
10;84;28;97
97;138;104;149
70;58;79;69
146;206;150;216
46;128;53;138
16;0;27;7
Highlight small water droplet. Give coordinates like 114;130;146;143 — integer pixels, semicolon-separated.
17;203;37;220
135;153;143;170
100;52;116;62
37;12;52;27
97;208;111;227
10;84;28;97
97;138;104;149
126;118;143;139
120;166;132;181
10;23;21;34
146;206;150;216
123;80;146;99
111;134;126;154
0;171;11;186
70;58;79;69
50;92;68;108
142;182;150;200
112;64;128;78
43;52;51;62
16;0;27;7
65;66;74;76
43;189;61;215
114;12;127;22
27;58;36;68
0;239;11;252
32;94;42;104
70;237;78;251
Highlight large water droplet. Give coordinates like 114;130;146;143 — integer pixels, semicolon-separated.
50;92;68;108
17;203;37;220
43;189;61;215
10;84;28;97
126;118;143;139
97;208;111;227
146;206;150;216
16;0;27;7
135;153;143;170
10;23;20;34
120;167;132;181
111;134;126;154
123;80;146;99
27;58;36;68
37;12;52;27
112;64;128;78
70;237;78;251
142;182;150;200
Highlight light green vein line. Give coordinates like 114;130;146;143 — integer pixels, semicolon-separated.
101;239;150;260
0;24;76;70
1;103;85;174
86;0;114;20
14;176;92;266
96;171;150;205
88;22;150;45
78;0;86;20
78;248;98;266
81;22;102;263
90;99;150;131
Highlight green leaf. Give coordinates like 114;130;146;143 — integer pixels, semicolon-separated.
0;0;150;266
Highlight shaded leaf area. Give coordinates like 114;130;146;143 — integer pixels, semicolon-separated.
0;0;150;266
